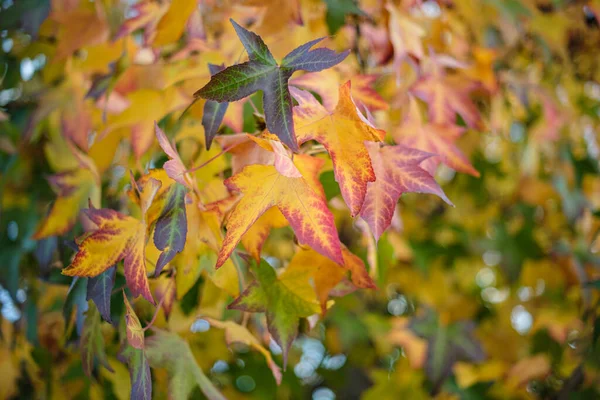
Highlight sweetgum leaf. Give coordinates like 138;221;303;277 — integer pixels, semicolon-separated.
228;259;321;367
145;330;226;400
153;182;188;277
195;19;348;151
80;303;113;377
119;345;152;400
86;266;115;324
62;207;155;305
202;64;229;150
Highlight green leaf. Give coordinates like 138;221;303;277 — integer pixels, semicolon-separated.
153;182;188;277
324;0;365;34
228;259;320;366
230;19;277;66
80;302;113;377
86;266;115;324
145;330;226;400
119;345;152;400
63;276;88;336
202;64;229;150
194;62;273;103
194;19;348;151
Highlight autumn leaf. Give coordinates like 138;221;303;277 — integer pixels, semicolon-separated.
33;167;100;240
225;136;328;262
145;329;226;400
203;318;283;384
152;0;198;46
393;97;480;177
290;70;388;112
228;259;321;365
62;207;155;305
286;246;376;311
86;266;115;324
80;303;114;377
293;82;386;215
386;1;425;68
411;61;483;129
194;19;349;151
359;142;453;240
216;161;343;269
123;293;145;349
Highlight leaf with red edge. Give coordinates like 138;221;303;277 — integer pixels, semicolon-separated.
411;62;482;129
292;82;386;216
123;293;145;349
62;207;155;304
359;142;453;240
154;123;189;188
217;160;343;269
393;97;480;177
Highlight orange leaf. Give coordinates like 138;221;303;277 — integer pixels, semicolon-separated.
393;97;479;177
62;207;155;304
411;62;482;129
285;247;376;312
293;82;385;216
217;162;343;268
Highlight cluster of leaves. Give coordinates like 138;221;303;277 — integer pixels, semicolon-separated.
1;0;600;399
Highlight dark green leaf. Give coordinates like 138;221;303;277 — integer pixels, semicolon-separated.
119;345;152;400
86;266;116;324
194;19;348;151
80;303;114;377
324;0;365;34
202;64;229;150
153;183;188;276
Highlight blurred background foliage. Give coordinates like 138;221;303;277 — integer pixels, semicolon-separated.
1;0;600;399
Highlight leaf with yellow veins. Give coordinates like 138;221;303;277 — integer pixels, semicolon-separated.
123;293;145;349
228;259;321;366
203;318;283;385
236;138;326;261
33;167;100;239
360;142;453;240
293;82;386;216
218;159;343;268
285;246;376;312
62;207;155;304
393;97;480;177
